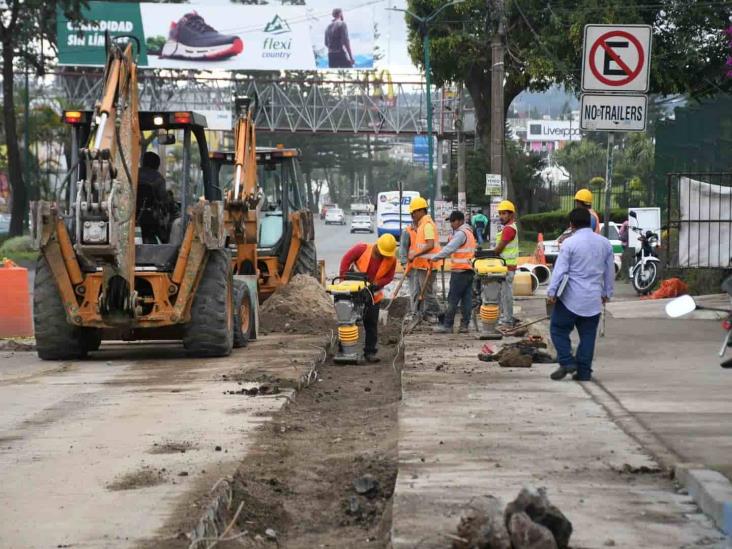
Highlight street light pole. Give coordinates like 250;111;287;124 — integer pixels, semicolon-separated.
422;27;434;217
387;0;464;218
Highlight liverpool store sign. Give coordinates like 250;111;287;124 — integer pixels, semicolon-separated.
57;1;377;70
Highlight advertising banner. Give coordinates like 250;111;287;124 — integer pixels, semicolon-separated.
57;1;376;70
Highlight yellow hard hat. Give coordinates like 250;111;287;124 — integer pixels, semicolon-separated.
409;196;429;213
575;188;593;205
497;200;515;213
376;233;397;257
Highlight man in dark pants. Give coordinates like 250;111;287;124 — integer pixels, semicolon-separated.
339;234;398;362
431;211;476;333
546;208;615;382
324;8;355;68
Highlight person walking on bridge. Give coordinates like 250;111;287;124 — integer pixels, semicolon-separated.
340;234;398;363
431;211;476;333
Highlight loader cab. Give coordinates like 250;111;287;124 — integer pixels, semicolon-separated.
63;110;213;270
209;147;307;254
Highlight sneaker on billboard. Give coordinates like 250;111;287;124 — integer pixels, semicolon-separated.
161;12;243;61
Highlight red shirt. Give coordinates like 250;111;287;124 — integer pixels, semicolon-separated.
500;225;518;271
339;243;396;288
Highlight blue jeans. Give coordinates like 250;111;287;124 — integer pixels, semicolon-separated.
475;225;485;245
549;299;600;379
443;270;474;328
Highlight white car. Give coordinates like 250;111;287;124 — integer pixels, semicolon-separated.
324;207;346;225
0;213;10;234
350;214;373;233
543;221;622;265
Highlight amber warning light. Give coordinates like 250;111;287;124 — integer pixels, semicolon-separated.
64;111;83;124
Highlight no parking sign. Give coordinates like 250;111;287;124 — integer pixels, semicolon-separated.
582;25;652;93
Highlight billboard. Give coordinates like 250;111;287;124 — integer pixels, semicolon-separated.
57;1;376;70
413;136;429;166
525;120;582;142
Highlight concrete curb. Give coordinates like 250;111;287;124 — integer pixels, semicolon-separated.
675;463;732;536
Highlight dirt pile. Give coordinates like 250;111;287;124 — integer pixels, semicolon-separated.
260;274;336;334
454;488;572;549
477;337;555;368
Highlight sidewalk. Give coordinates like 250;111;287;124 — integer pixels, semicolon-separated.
392;328;725;548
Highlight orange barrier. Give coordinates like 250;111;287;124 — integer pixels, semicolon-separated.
639;278;689;301
533;233;547;265
0;259;34;338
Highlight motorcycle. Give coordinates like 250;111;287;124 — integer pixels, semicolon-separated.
666;276;732;369
628;210;661;295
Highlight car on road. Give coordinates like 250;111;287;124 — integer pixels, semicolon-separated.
350;214;373;233
320;203;336;220
324;207;346;225
543;221;622;266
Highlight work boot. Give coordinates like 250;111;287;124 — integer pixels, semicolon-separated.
432;324;451;334
364;353;381;364
424;314;440;325
571;372;592;382
550;364;577;381
458;325;470;334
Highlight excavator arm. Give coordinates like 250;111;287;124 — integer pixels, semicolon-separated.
76;41;140;322
226;97;262;275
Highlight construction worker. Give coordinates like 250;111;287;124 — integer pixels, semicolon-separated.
471;209;489;246
489;200;519;327
406;197;441;322
574;188;601;234
398;223;419;314
431;211;476;333
339;233;398;363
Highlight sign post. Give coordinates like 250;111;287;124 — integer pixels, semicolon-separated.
580;24;652;238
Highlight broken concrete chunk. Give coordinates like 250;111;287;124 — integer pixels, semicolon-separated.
453;495;511;549
508;511;557;549
504;488;572;549
497;348;532;368
353;473;379;497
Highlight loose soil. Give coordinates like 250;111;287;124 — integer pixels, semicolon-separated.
209;301;406;548
107;466;168;491
260;274;336;335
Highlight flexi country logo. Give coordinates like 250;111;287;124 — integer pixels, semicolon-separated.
262;14;293;59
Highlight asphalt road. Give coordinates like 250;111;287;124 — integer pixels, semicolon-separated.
314;215;377;277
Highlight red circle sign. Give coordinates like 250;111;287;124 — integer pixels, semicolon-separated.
589;30;645;87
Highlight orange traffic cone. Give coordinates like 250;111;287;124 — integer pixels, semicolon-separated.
533;233;547;265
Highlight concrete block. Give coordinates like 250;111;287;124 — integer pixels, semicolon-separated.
675;463;732;535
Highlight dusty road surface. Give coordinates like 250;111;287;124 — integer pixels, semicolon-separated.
0;335;327;548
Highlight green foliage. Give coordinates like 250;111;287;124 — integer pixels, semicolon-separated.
0;236;37;263
554;140;606;189
589;176;605;190
520;208;628;238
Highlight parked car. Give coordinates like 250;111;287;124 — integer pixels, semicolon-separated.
0;213;10;235
543;221;622;265
350;214;373;233
320;203;336;220
325;207;346;225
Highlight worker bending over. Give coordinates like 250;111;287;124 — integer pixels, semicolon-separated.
406;197;441;322
489;200;519;327
339;234;398;363
431;211;476;333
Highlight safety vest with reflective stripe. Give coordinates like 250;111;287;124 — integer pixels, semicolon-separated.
354;244;396;303
410;215;442;269
497;222;519;267
450;225;477;271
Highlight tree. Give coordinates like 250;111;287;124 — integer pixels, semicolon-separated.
1;0;84;236
406;0;732;199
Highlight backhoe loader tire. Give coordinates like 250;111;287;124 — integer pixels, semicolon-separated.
34;257;89;361
183;250;234;357
233;280;254;348
294;239;318;278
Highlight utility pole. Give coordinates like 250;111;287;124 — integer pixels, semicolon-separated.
489;0;506;195
456;82;467;213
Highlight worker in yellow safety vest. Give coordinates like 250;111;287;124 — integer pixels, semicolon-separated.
430;210;477;333
406;196;442;321
339;233;398;362
489;200;519;327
